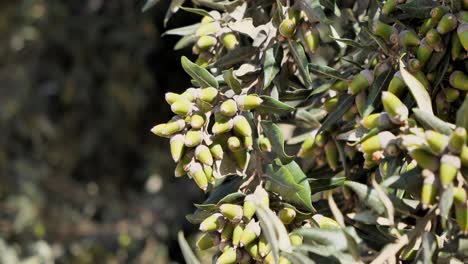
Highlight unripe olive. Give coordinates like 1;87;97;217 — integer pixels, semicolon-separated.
197;35;218;50
458;23;468;51
421;170;438;208
221;33;239;51
399;30;420;47
279;19;296;38
373;20;395;42
450;71;468;91
426;29;443;51
382;0;398;16
416;39;434;65
381;91;408;124
430;6;446;21
388;71;406;96
348;70;374;95
437;14;458;34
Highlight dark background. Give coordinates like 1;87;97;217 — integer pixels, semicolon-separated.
0;0;204;262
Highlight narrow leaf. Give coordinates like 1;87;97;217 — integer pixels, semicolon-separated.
457;95;468;130
399;58;433;114
261;121;294;164
308;63;347;80
178;231;201;264
142;0;160;12
163;24;200;36
318;94;354;134
344;181;385;215
413;108;453;135
266;161;314;212
257;96;295;116
363;69;393;116
288;40;312;87
263;46;282;89
222;68;242;94
397;0;438;19
181;56;218;88
180;6;212;17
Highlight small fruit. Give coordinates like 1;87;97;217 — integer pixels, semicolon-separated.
437;13;458;34
220;99;238;117
236;95;263;111
382;91;409;124
279;19;296;38
349;70;374;95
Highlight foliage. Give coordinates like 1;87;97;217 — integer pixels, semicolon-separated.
149;0;468;263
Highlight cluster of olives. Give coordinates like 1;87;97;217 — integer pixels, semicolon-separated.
297;3;468;234
277;7;320;55
194;186;340;264
151;85;264;191
192;14;240;68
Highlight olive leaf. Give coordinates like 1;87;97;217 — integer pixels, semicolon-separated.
174;35;197;50
293;227;358;251
180;6;212;17
257;96;295;116
413;232;438;264
255;203;292;263
456;95;468;130
164;0;186;26
308;63;347;80
181;56;219;88
308;175;346;193
397;0;438;19
413;108;453;135
362;27;389;56
163;24;201;36
288;40;312;87
222;68;242;94
318;94;354;134
399;58;433;115
261;121;295;164
363;69;393;116
178;231;201;264
263;45;282;90
142;0;160;12
295;0;331;24
265;160;314;212
439;185;454;229
344;181;386;215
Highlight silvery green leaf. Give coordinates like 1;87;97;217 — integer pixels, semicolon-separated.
174;35;197;50
178;231;201;264
397;0;438;19
142;0;160;12
164;0;185;26
295;0;332;24
222;68;242;94
308;63;347;80
399;58;433;114
288;41;312;87
261;121;294;164
363;69;393;116
413;108;453;135
265;160;314;212
257;96;295;116
181;56;218;89
163;24;200;36
180;6;212;17
318;94;354;134
255;203;292;263
263;45;282;90
456;95;468;130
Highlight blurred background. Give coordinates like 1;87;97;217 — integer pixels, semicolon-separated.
0;1;204;263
